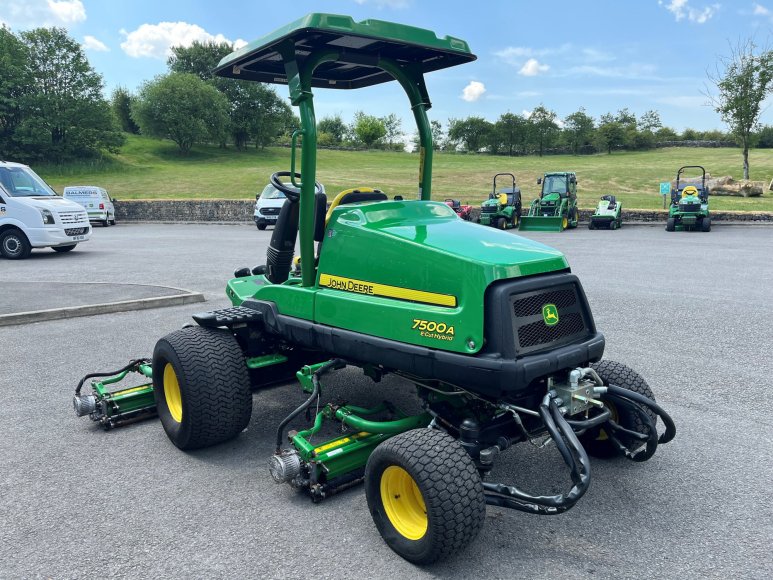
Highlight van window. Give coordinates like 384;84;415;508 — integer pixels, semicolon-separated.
0;166;57;197
260;184;287;200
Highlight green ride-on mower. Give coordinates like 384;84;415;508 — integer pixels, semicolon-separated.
589;195;622;230
72;14;675;565
519;172;579;232
667;166;711;232
478;173;522;229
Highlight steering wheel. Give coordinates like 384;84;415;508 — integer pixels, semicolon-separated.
270;171;323;202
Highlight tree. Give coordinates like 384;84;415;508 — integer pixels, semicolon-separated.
0;26;33;157
563;108;595;155
16;27;124;161
527;105;559;157
639;110;662;132
318;114;347;145
132;72;229;153
168;40;295;149
707;39;773;179
351;112;386;148
595;119;625;154
411;119;444;151
381;113;402;149
111;87;139;134
167;40;232;81
447;116;491;153
491;112;528;156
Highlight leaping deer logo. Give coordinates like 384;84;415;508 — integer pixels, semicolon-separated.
542;304;559;326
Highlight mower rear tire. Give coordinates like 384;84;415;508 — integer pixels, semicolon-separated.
666;218;675;232
568;207;579;228
365;428;485;564
579;360;657;459
701;217;711;232
152;326;252;450
496;217;506;230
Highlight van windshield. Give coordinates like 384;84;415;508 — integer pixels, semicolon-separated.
0;166;57;197
260;184;288;200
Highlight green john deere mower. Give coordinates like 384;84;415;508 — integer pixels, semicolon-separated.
519;172;580;232
667;165;711;232
73;14;674;564
478;173;522;229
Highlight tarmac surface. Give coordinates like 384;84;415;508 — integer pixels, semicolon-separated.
1;222;771;579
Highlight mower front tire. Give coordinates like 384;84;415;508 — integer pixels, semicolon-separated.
152;326;252;450
702;217;711;232
666;218;675;232
365;428;485;564
579;360;657;459
496;217;506;230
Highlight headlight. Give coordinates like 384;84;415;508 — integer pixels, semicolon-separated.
39;208;55;225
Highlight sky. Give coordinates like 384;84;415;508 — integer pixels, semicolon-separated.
2;0;773;136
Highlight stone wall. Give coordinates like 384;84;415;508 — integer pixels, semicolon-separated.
113;199;773;223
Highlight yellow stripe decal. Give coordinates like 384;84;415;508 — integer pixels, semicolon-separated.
319;274;457;308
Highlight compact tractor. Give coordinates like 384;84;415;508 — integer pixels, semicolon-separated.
589;195;622;230
478;173;522;229
667;166;711;232
73;14;674;564
444;198;473;220
520;172;579;232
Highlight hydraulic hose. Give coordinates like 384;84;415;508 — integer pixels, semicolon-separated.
274;359;345;452
483;393;591;515
605;384;677;445
74;359;150;396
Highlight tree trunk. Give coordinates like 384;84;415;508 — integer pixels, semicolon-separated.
742;139;750;180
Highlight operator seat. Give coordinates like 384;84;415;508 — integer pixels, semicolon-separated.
601;195;617;209
325;188;388;225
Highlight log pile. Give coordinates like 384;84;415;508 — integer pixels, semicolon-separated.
671;174;768;197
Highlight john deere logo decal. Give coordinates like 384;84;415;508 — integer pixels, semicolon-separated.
542;304;559;326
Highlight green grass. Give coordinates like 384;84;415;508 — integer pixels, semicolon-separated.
37;134;773;211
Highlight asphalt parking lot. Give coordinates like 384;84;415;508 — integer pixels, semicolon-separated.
1;222;771;579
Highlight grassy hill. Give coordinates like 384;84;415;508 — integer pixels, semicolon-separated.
37;134;773;211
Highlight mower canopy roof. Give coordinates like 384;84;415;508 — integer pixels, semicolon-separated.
214;13;476;89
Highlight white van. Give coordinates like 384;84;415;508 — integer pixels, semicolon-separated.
254;182;325;230
62;185;116;226
0;161;91;259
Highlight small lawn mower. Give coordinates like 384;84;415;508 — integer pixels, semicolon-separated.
589;195;622;230
73;14;675;565
519;172;579;232
667;166;711;232
478;173;522;229
444;198;473;220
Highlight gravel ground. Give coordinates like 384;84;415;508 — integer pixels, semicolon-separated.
1;222;771;579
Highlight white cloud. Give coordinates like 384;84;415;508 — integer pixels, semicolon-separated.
519;58;550;76
521;109;532;119
567;63;659;80
47;0;85;23
0;0;85;28
82;35;108;52
656;95;708;108
120;22;247;59
461;81;486;102
659;0;720;23
753;3;770;15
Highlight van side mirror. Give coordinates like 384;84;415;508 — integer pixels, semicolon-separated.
255;193;261;200
536;178;542;184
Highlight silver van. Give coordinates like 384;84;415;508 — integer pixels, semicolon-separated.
63;186;116;226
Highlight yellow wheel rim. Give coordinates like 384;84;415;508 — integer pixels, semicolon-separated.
163;363;183;423
562;216;569;229
597;400;618;441
380;466;427;540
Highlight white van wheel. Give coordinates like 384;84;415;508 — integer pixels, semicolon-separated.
0;228;32;260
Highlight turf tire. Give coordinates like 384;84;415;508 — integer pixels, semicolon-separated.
701;217;711;232
496;216;506;230
365;428;485;564
666;218;675;232
152;326;252;450
579;360;657;459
